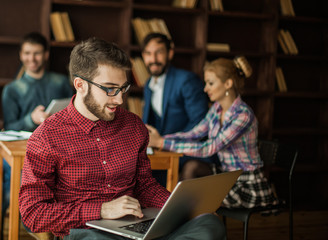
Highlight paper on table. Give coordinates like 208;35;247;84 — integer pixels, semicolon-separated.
147;147;154;155
0;130;32;141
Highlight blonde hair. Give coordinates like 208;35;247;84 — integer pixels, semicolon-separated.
203;56;252;95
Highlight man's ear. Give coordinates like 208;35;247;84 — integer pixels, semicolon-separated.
168;48;174;61
73;76;86;94
44;50;50;61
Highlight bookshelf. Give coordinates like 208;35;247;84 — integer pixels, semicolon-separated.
0;0;327;210
275;0;328;209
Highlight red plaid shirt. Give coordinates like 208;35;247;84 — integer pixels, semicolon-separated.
19;98;170;236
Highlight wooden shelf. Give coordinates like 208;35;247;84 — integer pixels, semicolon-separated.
274;91;328;99
50;41;77;48
0;36;21;45
208;11;274;20
133;3;204;14
273;128;328;136
52;0;127;8
279;15;327;24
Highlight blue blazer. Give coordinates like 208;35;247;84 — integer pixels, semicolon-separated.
142;66;209;135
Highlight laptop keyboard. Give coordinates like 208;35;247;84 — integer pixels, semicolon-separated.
120;219;154;234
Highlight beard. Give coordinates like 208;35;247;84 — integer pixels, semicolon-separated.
146;61;169;77
83;87;115;121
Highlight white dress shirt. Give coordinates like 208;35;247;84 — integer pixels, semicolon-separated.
148;73;166;117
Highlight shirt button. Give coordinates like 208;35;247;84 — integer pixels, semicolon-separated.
96;138;100;142
103;161;107;164
108;184;111;187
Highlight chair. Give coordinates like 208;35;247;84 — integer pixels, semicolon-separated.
216;140;298;240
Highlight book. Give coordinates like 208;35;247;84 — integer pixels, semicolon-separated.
284;30;298;54
50;12;67;41
172;0;198;8
50;12;75;42
279;29;298;55
209;0;224;11
277;31;289;54
61;12;75;41
280;0;289;15
131;57;150;87
286;0;295;16
131;18;145;45
280;0;295;16
206;43;230;52
155;18;172;40
132;18;172;46
172;0;188;8
275;67;287;92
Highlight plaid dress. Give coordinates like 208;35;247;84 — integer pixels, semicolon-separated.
222;169;278;208
162;96;278;208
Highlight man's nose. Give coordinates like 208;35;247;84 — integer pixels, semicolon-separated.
111;91;123;105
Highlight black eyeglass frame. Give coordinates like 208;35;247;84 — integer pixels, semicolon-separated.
74;74;131;97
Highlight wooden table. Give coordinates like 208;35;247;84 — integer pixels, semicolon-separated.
148;151;182;192
0;140;27;240
0;140;181;240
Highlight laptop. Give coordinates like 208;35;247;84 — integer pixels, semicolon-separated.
86;169;242;240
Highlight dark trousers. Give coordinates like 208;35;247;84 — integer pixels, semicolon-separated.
64;213;226;240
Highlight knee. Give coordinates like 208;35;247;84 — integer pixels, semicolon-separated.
195;214;226;240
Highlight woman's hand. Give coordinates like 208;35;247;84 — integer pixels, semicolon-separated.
145;124;164;149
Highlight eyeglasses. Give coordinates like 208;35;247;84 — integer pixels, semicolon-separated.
74;74;130;97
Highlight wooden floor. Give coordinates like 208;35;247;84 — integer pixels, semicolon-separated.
2;210;328;240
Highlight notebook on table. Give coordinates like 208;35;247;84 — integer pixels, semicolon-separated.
86;169;242;240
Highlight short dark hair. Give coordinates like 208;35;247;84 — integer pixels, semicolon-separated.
20;32;49;52
142;33;172;52
69;37;131;82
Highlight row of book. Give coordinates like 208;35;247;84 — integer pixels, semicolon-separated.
172;0;223;10
50;12;75;42
173;0;296;15
132;18;172;46
174;0;295;15
277;29;298;55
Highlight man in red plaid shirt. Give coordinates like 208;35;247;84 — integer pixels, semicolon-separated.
19;37;225;239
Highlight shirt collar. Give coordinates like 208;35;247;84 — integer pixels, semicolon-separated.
214;95;243;121
67;95;115;134
23;71;46;83
148;73;166;91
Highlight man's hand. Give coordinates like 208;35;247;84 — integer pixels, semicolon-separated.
101;195;144;219
145;124;164;149
31;105;50;125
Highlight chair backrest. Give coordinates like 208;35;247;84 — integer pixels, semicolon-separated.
258;139;298;206
258;139;298;179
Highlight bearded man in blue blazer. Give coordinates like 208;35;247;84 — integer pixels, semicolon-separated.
141;33;218;186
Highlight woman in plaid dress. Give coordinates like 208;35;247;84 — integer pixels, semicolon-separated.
146;56;278;208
